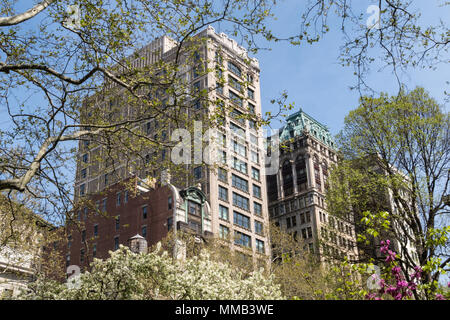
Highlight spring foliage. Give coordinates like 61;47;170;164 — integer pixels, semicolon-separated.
21;244;283;300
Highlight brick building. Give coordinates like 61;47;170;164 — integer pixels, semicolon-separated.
67;175;212;269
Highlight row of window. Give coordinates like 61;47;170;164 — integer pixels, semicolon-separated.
218;225;265;254
219;204;264;234
269;195;315;217
218;186;262;215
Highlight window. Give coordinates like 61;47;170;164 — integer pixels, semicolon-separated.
251;167;260;181
216;68;224;94
80;184;85;196
83;207;88;220
81;230;86;242
229;90;243;107
102;198;107;212
142;226;147;238
219;205;229;221
142;206;148;219
253;184;261;198
255;220;263;235
249;119;256;130
115;216;120;231
116;192;121;206
233;140;247;157
167;217;173;231
230;122;245;138
168;196;173;210
217;150;226;164
194;166;202;180
93;225;98;237
254;202;262;216
233;192;249;211
114;237;119;250
306;212;311;223
218;132;227;147
188;201;201;216
307;227;312;238
233;157;247;174
230;108;245;125
218;186;228;201
82;153;88;163
302;228;307;239
104;173;109;186
256;239;264;254
228;61;241;77
192;81;201;92
228;75;242;92
218;168;227;181
232;174;248;192
93;244;97;258
248;88;255;100
234;231;251;248
234;211;250;229
81;168;87;179
80;249;85;264
251;150;259;164
219;225;229;239
247;73;254;84
124;190;128;203
146;122;151;134
250;134;258;145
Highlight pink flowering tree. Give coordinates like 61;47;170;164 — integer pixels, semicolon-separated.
365;240;449;300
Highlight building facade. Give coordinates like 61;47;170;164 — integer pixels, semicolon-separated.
67;175;213;269
266;110;359;262
70;27;270;265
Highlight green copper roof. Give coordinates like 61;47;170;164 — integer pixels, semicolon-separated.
278;109;336;149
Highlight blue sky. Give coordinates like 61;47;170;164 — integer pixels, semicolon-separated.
239;1;450;135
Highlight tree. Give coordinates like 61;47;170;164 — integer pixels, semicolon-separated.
298;1;449;94
326;87;449;299
0;0;299;238
20;244;283;300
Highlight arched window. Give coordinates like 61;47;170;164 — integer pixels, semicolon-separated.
295;155;307;191
282;160;293;196
313;155;321;191
322;161;329;190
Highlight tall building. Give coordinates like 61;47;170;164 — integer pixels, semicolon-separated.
70;27;270;265
266;110;359;262
343;156;420;266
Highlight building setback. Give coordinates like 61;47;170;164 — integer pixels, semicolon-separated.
266;109;359;262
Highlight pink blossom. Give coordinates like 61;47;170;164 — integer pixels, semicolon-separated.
435;294;445;300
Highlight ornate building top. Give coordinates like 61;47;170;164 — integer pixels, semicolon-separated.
278;109;336;149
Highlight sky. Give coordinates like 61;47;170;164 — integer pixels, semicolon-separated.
234;0;450;136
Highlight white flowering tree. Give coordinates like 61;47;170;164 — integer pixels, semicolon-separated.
21;244;283;300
